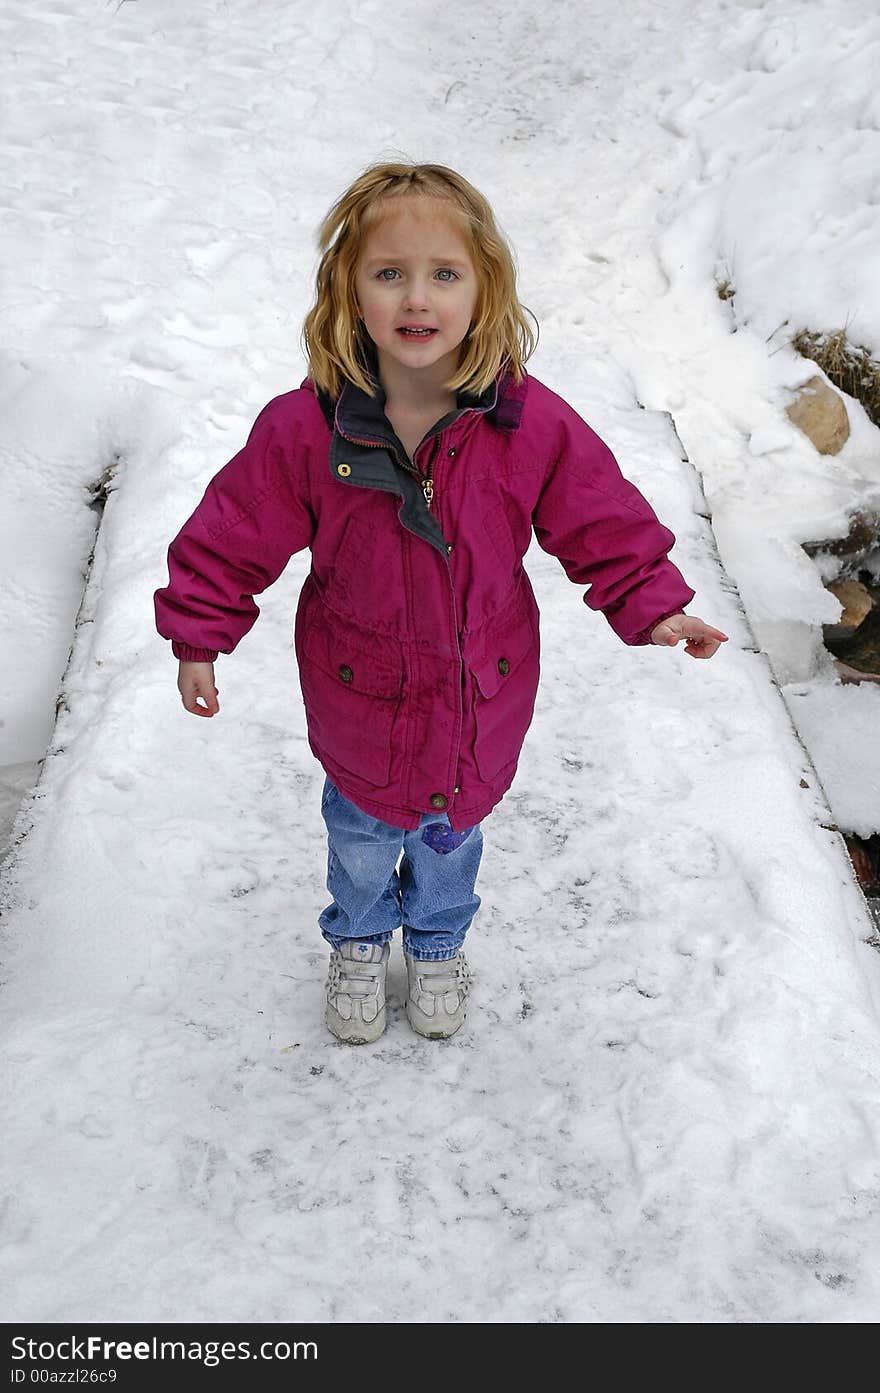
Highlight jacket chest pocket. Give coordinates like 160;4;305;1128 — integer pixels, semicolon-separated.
326;509;408;629
467;607;540;783
299;618;403;788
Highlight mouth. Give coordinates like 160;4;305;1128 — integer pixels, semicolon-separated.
396;327;438;339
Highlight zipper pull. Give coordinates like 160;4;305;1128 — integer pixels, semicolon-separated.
423;477;434;510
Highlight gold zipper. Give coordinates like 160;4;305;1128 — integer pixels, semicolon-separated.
420;436;440;511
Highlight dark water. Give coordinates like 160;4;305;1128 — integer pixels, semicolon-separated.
823;571;880;675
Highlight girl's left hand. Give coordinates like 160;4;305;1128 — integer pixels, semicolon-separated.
651;613;729;659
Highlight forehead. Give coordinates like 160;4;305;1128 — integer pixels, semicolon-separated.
360;196;473;261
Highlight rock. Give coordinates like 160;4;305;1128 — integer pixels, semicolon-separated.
844;833;880;894
786;375;850;454
803;512;880;561
826;516;878;557
835;659;880;684
823;579;874;644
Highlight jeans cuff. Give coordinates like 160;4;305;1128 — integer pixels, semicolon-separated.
402;944;462;962
323;931;394;950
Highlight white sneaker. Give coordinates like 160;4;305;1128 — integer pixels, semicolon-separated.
404;950;470;1039
325;941;390;1044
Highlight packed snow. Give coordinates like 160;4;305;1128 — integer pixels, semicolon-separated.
2;0;879;1322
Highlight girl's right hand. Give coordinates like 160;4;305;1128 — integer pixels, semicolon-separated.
177;661;220;717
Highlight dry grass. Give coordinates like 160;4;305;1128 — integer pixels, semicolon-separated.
792;328;880;429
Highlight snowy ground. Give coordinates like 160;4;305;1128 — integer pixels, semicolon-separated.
2;0;880;1322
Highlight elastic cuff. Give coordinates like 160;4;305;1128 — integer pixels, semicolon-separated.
172;643;220;663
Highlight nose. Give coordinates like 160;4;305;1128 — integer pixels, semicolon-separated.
403;277;431;312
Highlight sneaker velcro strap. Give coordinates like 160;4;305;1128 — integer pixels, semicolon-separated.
339;975;380;993
420;974;459;994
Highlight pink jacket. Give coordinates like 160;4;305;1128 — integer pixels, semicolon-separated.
154;372;695;829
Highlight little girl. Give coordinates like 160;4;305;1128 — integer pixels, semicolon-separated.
155;162;727;1046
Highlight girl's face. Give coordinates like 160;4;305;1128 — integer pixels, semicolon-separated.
354;196;479;394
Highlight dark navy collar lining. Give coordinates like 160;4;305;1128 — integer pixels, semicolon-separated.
333;372;499;456
311;357;526;442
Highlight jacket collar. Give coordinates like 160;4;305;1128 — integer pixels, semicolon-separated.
307;357;527;441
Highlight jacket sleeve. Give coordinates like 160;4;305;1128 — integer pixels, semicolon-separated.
154;398;317;660
532;411;696;646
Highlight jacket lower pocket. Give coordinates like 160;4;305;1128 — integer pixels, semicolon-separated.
468;610;540;784
299;619;403;788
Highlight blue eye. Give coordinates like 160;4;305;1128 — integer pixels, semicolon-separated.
436;268;458;282
376;268;399;281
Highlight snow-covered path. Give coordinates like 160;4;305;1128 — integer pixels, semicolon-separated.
2;0;879;1322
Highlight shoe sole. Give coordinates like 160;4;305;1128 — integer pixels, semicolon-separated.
405;1002;466;1040
325;1005;387;1045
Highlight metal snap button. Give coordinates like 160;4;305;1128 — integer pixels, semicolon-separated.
337;463;352;477
338;665;353;683
498;657;510;676
429;793;448;811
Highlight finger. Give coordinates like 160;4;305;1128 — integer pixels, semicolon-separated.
181;685;220;716
185;700;218;717
194;684;220;715
684;620;728;642
181;690;210;716
685;638;720;659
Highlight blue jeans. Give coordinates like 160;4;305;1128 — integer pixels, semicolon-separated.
318;779;483;961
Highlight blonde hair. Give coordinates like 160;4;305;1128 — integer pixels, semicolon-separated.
302;162;536;399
